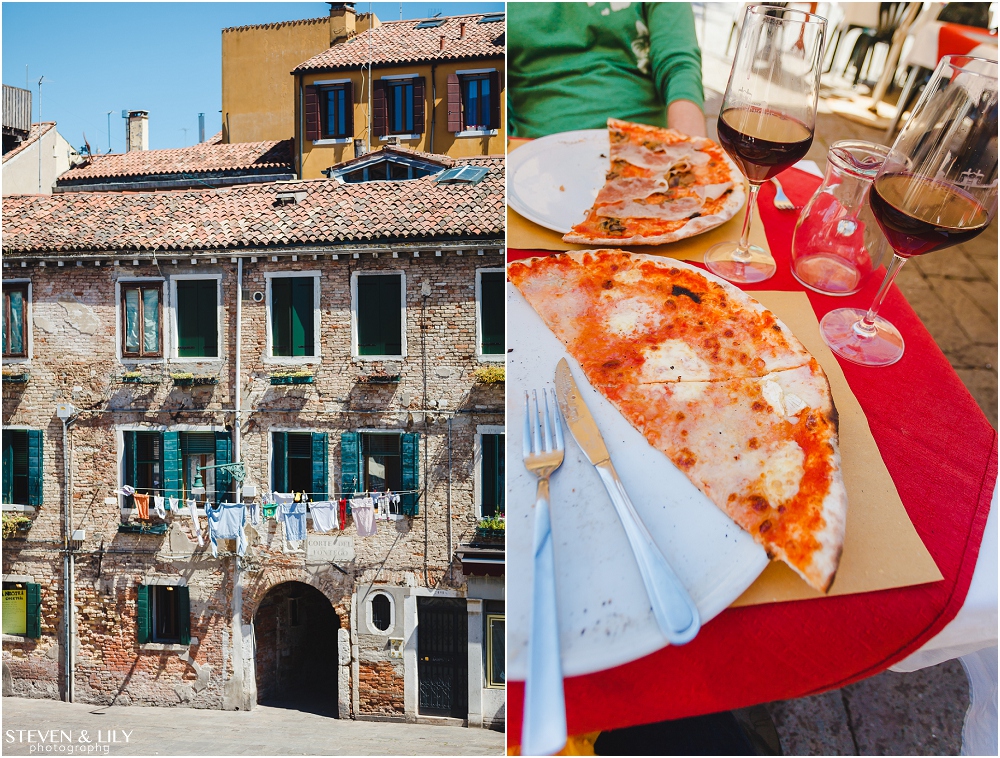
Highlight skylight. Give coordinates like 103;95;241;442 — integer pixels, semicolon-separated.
434;166;488;185
477;13;504;23
415;18;446;28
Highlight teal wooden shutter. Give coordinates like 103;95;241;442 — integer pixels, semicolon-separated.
123;431;137;488
293;277;315;357
26;430;43;507
311;433;328;501
340;432;360;497
480;271;504;355
2;434;13;504
401;433;420;516
136;585;150;644
357;275;401;356
271;278;292;356
272;432;287;492
162;432;181;501
177;586;191;646
176;280;218;357
25;583;41;639
215;431;233;499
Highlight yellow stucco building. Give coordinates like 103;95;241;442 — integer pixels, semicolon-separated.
221;4;504;179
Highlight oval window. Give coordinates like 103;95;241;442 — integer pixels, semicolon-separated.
371;594;391;632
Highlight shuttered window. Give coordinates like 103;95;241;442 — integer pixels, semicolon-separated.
137;584;190;645
175;279;218;358
377;77;424;135
121;284;162;358
481;433;505;518
124;430;230;504
462;74;494;130
272;432;328;499
2;582;41;638
356;274;403;356
479;270;504;355
341;432;419;515
2;429;43;506
2;283;28;358
270;277;316;357
320;83;354;139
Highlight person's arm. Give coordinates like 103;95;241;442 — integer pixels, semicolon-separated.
667;99;706;137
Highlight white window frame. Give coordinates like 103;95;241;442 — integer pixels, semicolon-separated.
366;590;396;635
268;427;329;501
2;279;32;364
356;429;405;519
455;68;500;138
350;270;407;360
115;277;167;365
168;274;224;363
475;267;504;363
263;271;322;365
473;425;505;519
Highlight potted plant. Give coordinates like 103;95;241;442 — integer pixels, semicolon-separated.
171;372;218;387
357;372;401;384
121;371;144;384
474;516;505;543
117;522;168;535
270;370;315;385
473;365;505;384
1;370;30;385
2;514;33;539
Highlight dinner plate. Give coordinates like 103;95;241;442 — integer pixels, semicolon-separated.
507;128;745;237
507;276;770;680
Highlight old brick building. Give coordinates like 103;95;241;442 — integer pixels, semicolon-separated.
1;155;505;728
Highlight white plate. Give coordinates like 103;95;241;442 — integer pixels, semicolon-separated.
507;277;770;680
507;129;745;237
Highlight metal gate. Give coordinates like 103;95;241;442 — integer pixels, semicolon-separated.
417;597;468;717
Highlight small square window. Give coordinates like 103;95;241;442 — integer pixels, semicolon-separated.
362;433;401;493
175;279;218;358
151;585;181;643
121;284;162;358
355;274;403;357
138;584;190;645
270;277;316;357
2;283;28;358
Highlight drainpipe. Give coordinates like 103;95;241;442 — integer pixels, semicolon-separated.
231;257;246;708
235;258;242;501
430;64;437;155
297;77;304;179
447;416;452;570
62;415;74;702
420;289;429;587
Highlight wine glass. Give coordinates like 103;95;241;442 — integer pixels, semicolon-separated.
820;56;998;367
705;5;827;284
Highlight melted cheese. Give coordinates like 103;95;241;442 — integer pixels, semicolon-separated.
596;194;704;220
761;379;785;416
640;340;711;382
607;300;655;336
761;440;806;505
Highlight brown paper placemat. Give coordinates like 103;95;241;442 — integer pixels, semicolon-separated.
732;291;943;606
507;138;770;261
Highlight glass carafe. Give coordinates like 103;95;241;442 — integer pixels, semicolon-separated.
790;140;891;295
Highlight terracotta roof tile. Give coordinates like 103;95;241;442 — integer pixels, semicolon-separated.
3;157;503;254
59;139;294;181
293;13;504;72
2;122;56;164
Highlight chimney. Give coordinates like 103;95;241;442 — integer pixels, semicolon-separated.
460;22;466;38
125;110;148;152
329;2;357;45
198;113;205;143
440;35;446;50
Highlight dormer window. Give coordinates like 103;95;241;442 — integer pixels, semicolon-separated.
325;149;447;184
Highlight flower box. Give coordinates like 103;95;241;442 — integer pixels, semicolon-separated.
171;374;217;387
473;366;505;384
2;373;30;385
117;522;168;535
357;374;401;384
2;516;33;539
270;374;314;386
120;374;159;385
474;526;505;542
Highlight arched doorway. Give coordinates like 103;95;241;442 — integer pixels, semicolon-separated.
254;581;340;716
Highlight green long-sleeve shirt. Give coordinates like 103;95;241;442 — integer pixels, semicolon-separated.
508;2;705;138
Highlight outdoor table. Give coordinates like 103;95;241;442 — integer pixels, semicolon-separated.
506;165;998;746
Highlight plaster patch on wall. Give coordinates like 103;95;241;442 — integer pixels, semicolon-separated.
59;298;101;335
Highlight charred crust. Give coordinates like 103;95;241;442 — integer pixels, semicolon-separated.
671;285;702;303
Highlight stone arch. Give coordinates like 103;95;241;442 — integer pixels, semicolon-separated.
242;566;350;628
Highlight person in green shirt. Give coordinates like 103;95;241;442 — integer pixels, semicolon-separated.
508;2;706;138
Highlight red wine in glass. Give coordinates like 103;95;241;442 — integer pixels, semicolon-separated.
717;107;814;183
867;173;991;257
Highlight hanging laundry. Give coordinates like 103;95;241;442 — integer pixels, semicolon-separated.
262;503;278;521
186;498;205;546
205;502;248;557
374;493;390;521
279;500;308;543
153;496;167;520
351;496;377;537
133;493;150;520
168;496;179;513
338;499;348;530
309;501;338;533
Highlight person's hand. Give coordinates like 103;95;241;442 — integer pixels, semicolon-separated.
667;99;707;137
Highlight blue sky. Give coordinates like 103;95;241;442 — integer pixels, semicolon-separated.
2;2;503;152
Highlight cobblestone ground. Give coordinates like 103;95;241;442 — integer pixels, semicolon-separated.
696;4;995;755
0;697;504;756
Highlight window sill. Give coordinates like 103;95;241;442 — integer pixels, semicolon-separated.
120;357;166;365
169;358;223;364
139;641;197;652
476;353;505;363
1;357;29;364
455;129;498;138
353;354;407;362
312;138;352;146
2;634;38;643
380;134;421;142
263;356;321;366
1;504;36;513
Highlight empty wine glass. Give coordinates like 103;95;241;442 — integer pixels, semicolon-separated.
820;56;998;367
705;5;827;284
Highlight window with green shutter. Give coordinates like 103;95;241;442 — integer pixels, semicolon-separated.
479;270;504;355
3;429;43;506
121;283;162;358
481;433;505;518
2;283;28;358
356;274;403;356
400;433;420;516
272;432;328;498
2;581;41;638
175;279;218;358
137;584;191;646
340;432;361;496
270;277;316;357
123;431;163;502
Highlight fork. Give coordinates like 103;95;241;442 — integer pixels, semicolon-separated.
522;389;567;757
771;176;797;210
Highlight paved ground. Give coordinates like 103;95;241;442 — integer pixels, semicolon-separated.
0;697;504;756
694;4;996;755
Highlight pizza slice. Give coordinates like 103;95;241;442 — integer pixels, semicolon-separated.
562;118;746;246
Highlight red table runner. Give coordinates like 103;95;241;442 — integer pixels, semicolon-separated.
507;167;998;743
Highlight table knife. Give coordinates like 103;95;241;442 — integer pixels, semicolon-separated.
554;358;701;645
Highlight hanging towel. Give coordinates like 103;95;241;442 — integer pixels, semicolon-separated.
278;501;308;542
351;498;377;537
186;498;205;546
338;499;348;530
133;493;150;520
262;503;278;520
205;502;248;557
310;501;338;533
168;496;179;513
153;496;167;519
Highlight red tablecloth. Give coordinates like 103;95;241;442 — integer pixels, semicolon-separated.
938;23;998;60
507;167;998;743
